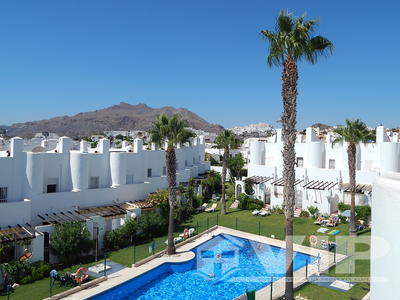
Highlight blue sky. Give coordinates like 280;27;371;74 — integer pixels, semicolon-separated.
0;0;399;129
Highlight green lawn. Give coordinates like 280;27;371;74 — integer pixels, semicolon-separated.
1;200;371;300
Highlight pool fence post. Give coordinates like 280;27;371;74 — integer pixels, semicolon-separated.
196;221;199;235
104;252;107;277
235;217;238;230
334;244;336;263
317;253;321;275
305;258;308;278
217;213;219;226
258;221;261;235
207;217;209;229
270;276;273;300
133;244;136;265
49;276;52;297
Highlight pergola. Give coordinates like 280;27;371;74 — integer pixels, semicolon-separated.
0;223;42;244
77;205;127;219
244;176;274;185
271;178;304;187
303;180;338;190
341;183;372;194
37;211;88;225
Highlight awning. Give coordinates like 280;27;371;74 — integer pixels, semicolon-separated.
341;184;372;194
244;176;274;185
304;180;338;190
0;223;42;244
271;178;304;187
38;211;88;225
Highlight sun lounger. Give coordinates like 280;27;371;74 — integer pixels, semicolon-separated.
314;216;325;225
165;237;183;245
205;203;217;213
252;210;260;216
259;209;270;216
197;203;208;212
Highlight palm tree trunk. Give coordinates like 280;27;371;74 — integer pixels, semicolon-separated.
347;143;357;237
282;56;298;300
166;146;177;255
221;147;229;215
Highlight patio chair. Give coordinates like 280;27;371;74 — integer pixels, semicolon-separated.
205;203;217;213
314;216;325;225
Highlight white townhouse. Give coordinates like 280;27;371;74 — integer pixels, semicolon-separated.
0;136;209;263
236;126;400;215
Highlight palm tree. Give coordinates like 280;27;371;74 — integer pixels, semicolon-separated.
150;114;195;255
215;130;239;215
261;11;333;299
334;119;374;237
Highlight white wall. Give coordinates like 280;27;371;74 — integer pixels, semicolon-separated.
371;172;400;299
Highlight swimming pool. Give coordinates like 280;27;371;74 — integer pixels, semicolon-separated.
89;234;316;300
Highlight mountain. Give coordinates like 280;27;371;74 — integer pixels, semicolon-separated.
2;102;224;137
310;123;332;131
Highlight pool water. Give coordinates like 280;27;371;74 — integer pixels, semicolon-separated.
90;234;316;300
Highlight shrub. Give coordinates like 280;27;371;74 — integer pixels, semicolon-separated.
3;260;33;283
238;193;263;210
337;202;351;212
104;227;126;250
307;206;320;218
355;205;371;222
175;204;195;224
272;205;284;214
51;222;94;265
226;184;235;202
300;210;310;218
3;261;51;284
137;212;168;240
20;275;34;284
192;194;204;208
339;215;347;224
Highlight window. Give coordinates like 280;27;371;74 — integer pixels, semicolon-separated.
89;176;100;189
126;174;134;184
147;168;152;177
296;157;304;168
329;159;336;169
193;157;195;164
0;187;7;202
47;184;57;193
199;155;201;162
185;160;188;167
162;166;167;175
46;178;58;193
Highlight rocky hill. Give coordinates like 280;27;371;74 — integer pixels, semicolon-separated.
2;102;224;137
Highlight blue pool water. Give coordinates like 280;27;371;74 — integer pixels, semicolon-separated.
90;234;316;300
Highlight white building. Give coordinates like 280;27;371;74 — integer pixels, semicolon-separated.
237;125;400;215
0;136;209;263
